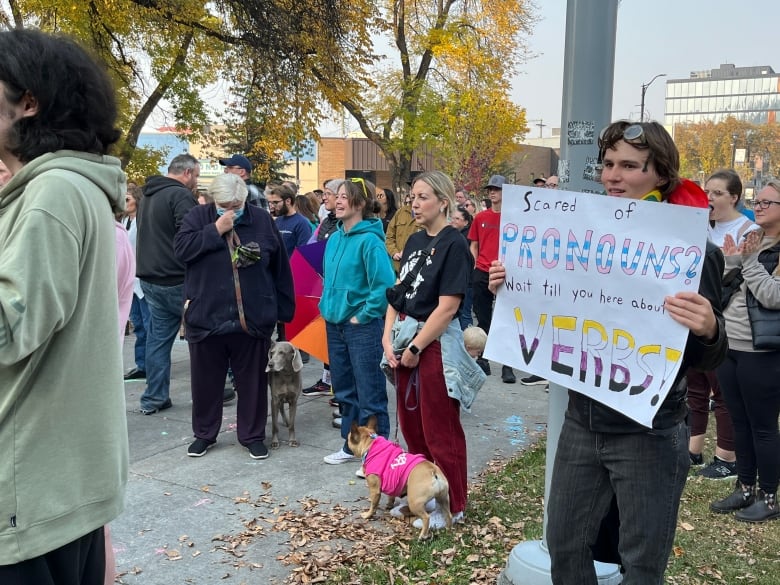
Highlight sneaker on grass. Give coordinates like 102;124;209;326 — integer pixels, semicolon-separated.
412;510;464;530
323;448;357;465
698;456;737;480
389;497;437;518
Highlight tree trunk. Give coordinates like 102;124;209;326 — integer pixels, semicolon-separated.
118;31;194;168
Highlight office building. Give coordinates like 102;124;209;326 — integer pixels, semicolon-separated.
664;63;780;128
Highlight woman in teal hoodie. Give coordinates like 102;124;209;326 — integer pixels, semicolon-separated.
319;178;396;466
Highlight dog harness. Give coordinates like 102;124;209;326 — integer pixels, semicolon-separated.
363;436;428;498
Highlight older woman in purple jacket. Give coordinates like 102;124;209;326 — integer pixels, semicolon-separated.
175;173;294;460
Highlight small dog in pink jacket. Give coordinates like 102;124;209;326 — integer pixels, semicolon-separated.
347;416;451;539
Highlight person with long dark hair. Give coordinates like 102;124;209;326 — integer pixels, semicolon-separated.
376;186;398;232
451;205;475;329
688;169;758;479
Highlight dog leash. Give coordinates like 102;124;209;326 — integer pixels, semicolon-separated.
390;366;419;447
226;230;250;335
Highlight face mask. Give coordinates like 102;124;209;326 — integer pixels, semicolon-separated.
216;206;245;221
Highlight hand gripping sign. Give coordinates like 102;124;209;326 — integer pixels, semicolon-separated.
484;185;709;427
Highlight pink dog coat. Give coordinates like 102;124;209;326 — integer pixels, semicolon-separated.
363;436;428;498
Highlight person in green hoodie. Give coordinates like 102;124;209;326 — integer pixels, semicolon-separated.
0;30;128;584
319;178;396;467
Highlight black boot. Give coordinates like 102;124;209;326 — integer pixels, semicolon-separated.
501;365;516;384
710;479;755;513
735;489;780;523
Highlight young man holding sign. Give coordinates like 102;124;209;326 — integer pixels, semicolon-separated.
489;121;728;584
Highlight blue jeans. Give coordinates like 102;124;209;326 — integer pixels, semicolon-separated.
129;293;150;370
326;318;389;453
547;415;689;584
457;287;474;330
139;281;184;410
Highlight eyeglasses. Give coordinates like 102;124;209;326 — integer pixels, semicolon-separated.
754;199;780;210
267;200;283;206
704;189;732;197
349;177;370;199
545;182;559;188
376;192;386;199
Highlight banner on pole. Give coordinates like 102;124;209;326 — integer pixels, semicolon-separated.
484;185;709;427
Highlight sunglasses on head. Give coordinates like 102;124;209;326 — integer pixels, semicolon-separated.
599;123;648;151
349;177;370;199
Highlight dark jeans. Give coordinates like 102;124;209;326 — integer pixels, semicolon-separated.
326;318;389;453
189;333;269;445
717;349;780;493
139;281;184;410
457;286;474;330
547;415;689;584
471;269;494;333
129;293;150;371
0;526;105;585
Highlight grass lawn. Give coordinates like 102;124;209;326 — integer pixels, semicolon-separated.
263;423;780;584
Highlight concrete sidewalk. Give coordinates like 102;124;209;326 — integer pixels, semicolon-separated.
111;336;548;584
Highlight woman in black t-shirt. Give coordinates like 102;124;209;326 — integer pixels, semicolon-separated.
382;171;473;531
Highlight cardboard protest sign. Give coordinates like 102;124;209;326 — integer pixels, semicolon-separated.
483;185;709;427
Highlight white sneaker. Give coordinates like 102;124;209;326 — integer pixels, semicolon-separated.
390;497;437;518
323;448;358;465
412;509;464;530
356;466;366;478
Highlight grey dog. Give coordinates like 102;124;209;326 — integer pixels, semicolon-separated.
266;341;303;448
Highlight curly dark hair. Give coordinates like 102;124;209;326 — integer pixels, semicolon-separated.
0;29;121;162
598;120;680;199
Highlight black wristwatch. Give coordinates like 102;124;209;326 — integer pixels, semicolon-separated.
408;343;421;355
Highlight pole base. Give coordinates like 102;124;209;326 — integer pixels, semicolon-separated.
498;540;622;585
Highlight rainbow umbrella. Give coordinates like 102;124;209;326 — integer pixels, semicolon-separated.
286;240;328;363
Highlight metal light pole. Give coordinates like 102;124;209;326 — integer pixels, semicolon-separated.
498;2;622;582
640;73;666;122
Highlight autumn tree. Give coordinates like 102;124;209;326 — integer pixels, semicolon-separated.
0;0;224;177
313;0;535;191
674;117;780;188
1;0;362;176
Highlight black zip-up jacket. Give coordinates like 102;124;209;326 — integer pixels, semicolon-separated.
567;240;728;432
317;212;338;242
136;176;197;285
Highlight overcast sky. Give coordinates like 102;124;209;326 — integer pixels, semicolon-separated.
515;0;778;137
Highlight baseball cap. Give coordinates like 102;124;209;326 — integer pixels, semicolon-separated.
485;175;506;189
219;154;252;174
532;177;546;186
